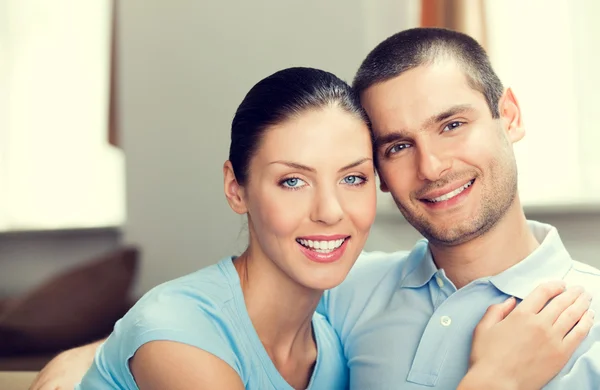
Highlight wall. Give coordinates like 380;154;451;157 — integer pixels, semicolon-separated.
2;1;598;298
1;0;417;297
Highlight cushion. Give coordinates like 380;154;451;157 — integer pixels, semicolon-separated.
0;246;139;356
0;371;38;390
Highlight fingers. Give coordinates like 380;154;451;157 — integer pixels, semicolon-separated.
477;297;517;331
538;285;585;324
516;280;566;314
562;309;595;355
553;291;593;336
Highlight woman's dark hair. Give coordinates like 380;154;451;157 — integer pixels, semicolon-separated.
229;67;369;185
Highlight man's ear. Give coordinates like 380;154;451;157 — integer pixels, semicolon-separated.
223;161;248;215
379;176;390;193
498;87;525;144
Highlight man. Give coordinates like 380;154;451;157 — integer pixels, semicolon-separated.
30;28;599;389
318;27;600;389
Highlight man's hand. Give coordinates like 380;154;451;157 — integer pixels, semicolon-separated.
459;281;594;390
29;339;104;390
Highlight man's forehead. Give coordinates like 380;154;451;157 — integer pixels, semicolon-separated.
361;63;485;127
363;61;473;99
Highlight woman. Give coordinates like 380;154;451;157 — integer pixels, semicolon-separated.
70;67;591;390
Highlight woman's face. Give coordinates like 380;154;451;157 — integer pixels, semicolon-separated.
226;106;376;291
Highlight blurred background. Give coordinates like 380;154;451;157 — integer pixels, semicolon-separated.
1;0;599;369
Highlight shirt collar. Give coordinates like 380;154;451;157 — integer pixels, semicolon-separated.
489;220;573;299
399;239;438;288
398;220;573;297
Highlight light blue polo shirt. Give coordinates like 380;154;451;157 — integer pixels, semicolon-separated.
76;257;347;390
319;220;600;389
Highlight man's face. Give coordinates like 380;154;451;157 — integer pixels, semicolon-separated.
361;60;524;246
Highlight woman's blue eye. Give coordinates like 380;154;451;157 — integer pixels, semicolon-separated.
342;175;365;185
282;177;305;188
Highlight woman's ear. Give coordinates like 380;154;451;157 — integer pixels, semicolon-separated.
498;87;525;144
223;161;248;214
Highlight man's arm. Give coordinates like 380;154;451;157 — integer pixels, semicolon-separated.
29;339;105;390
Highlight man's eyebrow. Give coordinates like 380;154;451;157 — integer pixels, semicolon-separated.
422;104;475;129
373;131;411;149
373;104;475;149
269;157;373;173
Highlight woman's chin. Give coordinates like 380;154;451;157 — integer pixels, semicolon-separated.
297;267;352;292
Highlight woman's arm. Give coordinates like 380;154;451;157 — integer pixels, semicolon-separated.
458;281;594;390
130;341;245;390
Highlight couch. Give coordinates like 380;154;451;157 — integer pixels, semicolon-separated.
0;371;38;390
0;246;140;389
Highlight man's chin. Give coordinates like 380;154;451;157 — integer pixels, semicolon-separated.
420;218;494;247
413;220;482;246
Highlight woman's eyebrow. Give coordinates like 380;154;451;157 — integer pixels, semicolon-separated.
268;157;372;173
338;157;372;172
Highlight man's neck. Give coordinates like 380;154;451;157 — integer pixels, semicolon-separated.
429;199;540;289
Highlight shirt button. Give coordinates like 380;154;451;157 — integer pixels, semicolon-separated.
440;315;452;327
436;276;444;288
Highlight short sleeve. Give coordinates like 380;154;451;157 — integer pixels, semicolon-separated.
77;295;241;390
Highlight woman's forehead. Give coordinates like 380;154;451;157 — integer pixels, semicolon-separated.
250;108;373;171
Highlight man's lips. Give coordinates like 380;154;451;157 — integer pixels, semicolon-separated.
419;179;475;202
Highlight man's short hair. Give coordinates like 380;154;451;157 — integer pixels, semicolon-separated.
353;27;504;118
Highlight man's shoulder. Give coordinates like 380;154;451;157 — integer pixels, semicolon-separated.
345;248;413;280
317;241;429;342
325;241;427;296
319;242;428;312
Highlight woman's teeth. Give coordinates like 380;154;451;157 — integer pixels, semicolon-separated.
297;238;346;253
427;179;474;203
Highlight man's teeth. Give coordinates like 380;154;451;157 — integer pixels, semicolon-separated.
427;180;474;203
297;238;346;253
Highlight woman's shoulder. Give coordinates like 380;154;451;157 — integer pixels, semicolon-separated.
135;257;237;310
117;257;242;345
81;257;246;389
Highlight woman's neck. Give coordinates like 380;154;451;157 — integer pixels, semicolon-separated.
234;250;321;388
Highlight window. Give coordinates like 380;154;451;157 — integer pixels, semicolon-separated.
486;0;600;209
377;0;600;216
1;1;125;232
